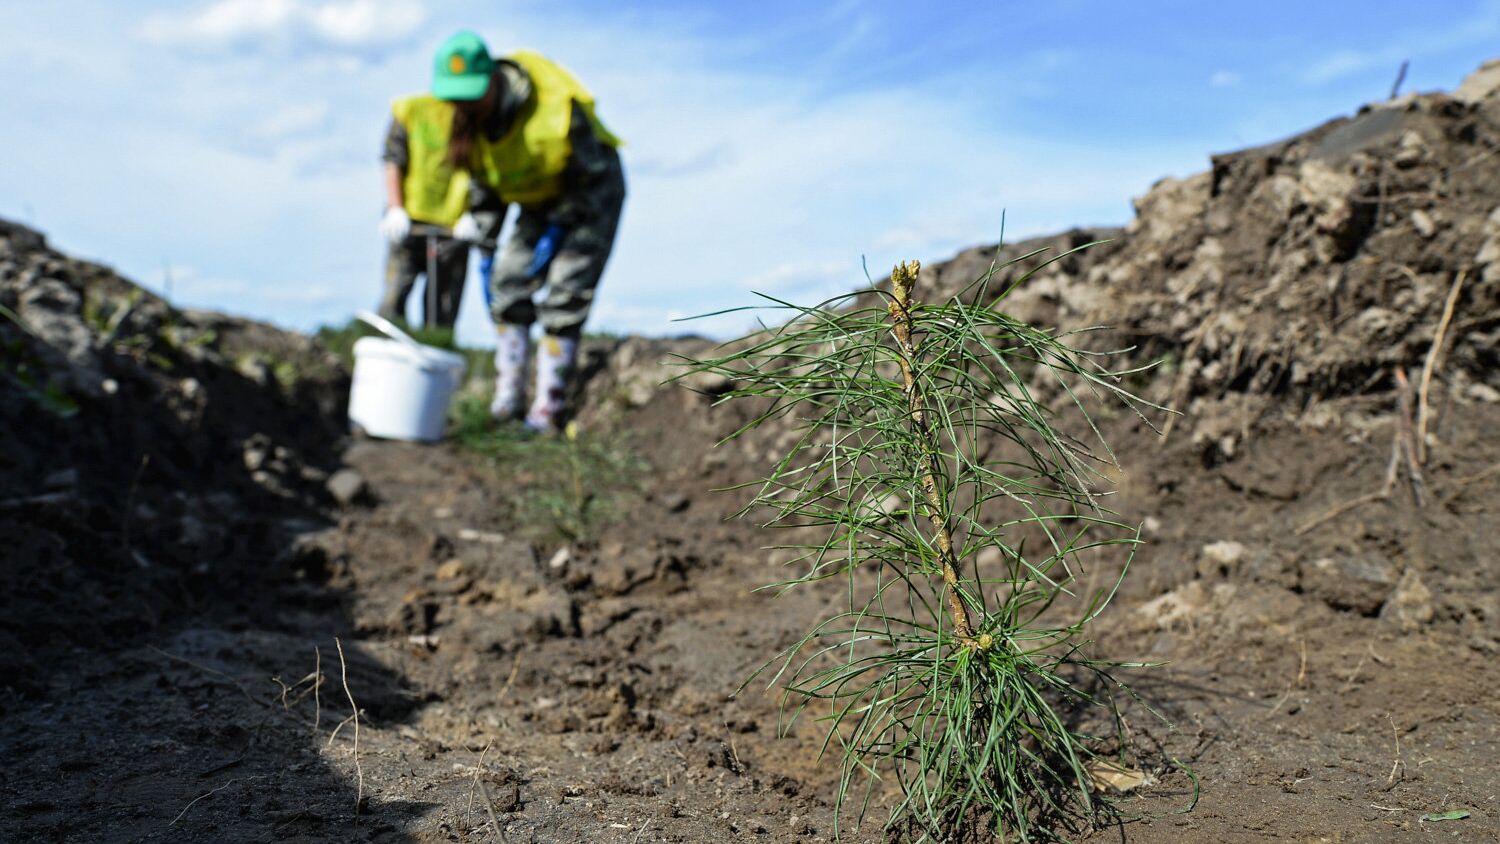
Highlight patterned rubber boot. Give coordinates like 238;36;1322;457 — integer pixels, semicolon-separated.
489;323;530;421
524;334;578;433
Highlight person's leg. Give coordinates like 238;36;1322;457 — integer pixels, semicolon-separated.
377;237;421;324
527;172;625;431
432;237;468;329
535;166;624;340
489;322;529;419
473;205;506;315
488;213;546;420
488;212;546;327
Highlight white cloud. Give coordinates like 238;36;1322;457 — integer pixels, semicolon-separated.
737;259;856;295
308;0;427;46
137;0;296;46
252;101;333;141
137;0;426;50
1303;49;1382;85
1209;70;1242;88
1303;3;1500;86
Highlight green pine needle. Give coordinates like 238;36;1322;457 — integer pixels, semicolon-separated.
682;247;1167;841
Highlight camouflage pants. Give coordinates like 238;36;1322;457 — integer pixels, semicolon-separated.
488;154;625;337
378;232;469;329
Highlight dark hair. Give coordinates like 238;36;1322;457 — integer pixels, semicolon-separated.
446;96;487;170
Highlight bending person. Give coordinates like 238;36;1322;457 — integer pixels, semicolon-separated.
377;94;471;329
428;30;625;432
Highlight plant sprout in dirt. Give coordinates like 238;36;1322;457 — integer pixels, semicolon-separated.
684;251;1174;840
448;392;645;543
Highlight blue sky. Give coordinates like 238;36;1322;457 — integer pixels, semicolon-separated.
2;1;1497;343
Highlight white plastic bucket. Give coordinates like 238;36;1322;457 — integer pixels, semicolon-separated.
347;311;466;442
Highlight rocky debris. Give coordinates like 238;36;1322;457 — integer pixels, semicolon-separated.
1301;554;1398;616
457;527;507;544
581;62;1500;457
0;217;349;679
1453;58;1500;104
1381;568;1435;631
590;547;658;597
325;467;370;506
1134;581;1238;632
570;540;691;599
1461;594;1500;652
1197;540;1248;578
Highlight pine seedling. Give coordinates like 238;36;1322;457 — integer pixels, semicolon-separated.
685;251;1165;841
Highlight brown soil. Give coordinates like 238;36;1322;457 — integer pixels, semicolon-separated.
5;64;1500;843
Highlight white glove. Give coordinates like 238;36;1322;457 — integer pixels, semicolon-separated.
452;212;482;243
379;206;410;244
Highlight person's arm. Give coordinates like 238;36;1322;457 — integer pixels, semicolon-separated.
383;161;405;210
381;117;410;209
379;117;413;242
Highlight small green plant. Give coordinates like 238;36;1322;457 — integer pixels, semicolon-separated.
1;303;80;418
314;318;379;367
685;252;1171;840
448;392;644;542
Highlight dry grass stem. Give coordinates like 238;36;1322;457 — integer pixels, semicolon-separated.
168;776;265;827
475;775;505;842
1386;716;1405;788
465;740;494;831
1295;429;1402;536
496;654;522;703
334;637;364;818
314;645;322;731
1393;367;1426;506
1416;269;1466;464
1296;360;1437;534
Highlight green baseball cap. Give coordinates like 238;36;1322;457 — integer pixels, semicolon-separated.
432;30;495;101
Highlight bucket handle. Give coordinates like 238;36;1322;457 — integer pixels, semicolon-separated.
355;310;428;355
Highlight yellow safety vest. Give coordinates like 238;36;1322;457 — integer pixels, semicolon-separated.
391;95;471;226
391;51;621;224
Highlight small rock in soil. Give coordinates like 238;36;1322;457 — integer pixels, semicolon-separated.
593;550;654;596
325;468;369;506
42;468;78;490
458;527;506;544
243;439;270;472
1302;555;1396;615
1198;540;1247;578
1411;209;1437;238
1381;568;1435;632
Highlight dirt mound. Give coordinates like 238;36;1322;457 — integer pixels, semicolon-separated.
0;219;350;690
937;79;1500;436
588;63;1500;448
565;63;1500;839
